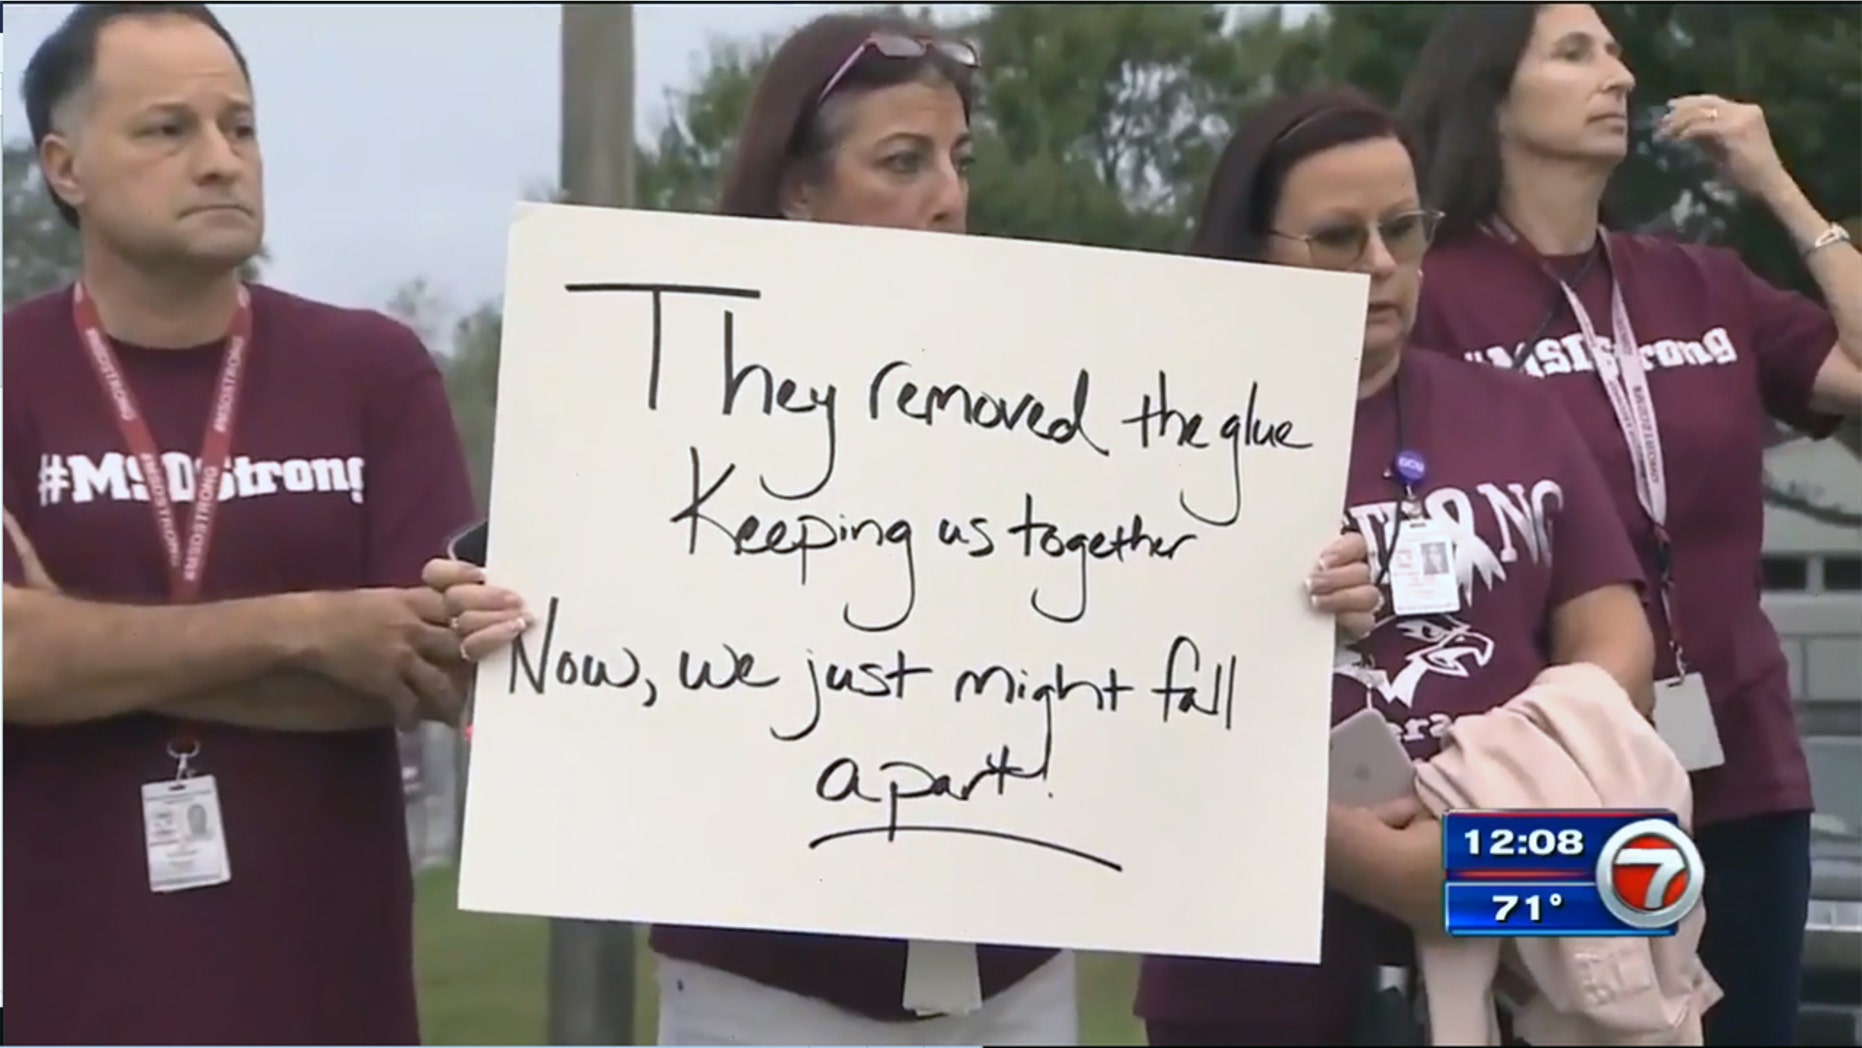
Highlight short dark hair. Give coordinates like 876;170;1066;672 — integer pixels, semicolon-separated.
1395;6;1546;244
1189;86;1411;263
716;12;975;220
22;3;251;229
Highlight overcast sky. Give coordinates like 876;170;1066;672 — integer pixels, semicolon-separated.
2;3;1300;324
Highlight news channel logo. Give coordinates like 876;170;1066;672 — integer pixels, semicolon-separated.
1592;817;1705;931
1443;810;1705;937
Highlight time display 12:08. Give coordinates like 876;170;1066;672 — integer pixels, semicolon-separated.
1464;827;1586;858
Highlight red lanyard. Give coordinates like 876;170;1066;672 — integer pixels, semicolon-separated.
1483;220;1691;671
72;281;254;605
72;282;255;765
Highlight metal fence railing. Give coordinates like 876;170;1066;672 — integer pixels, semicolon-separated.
401;724;464;872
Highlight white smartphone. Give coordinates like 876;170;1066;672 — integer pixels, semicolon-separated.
1329;707;1416;807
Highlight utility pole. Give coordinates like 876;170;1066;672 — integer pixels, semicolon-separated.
560;3;638;211
548;4;638;1046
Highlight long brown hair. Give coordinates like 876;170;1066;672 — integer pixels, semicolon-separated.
1191;86;1412;262
1395;5;1547;243
717;12;975;219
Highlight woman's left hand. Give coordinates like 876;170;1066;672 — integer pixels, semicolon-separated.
1310;532;1382;641
1656;94;1790;199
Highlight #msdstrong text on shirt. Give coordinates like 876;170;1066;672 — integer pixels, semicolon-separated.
1464;323;1742;376
35;449;367;508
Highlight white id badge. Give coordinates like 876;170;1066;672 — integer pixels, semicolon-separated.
1389;519;1461;616
142;775;232;893
1654;673;1724;771
902;938;982;1017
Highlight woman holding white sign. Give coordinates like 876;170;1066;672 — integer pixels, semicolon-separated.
1133;87;1657;1045
424;12;1386;1047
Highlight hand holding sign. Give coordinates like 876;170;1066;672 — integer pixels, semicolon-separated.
458;204;1368;965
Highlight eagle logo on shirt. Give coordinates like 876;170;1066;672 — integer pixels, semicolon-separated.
1335;616;1498;710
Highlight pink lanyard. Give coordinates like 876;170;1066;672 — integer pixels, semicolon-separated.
1485;220;1689;671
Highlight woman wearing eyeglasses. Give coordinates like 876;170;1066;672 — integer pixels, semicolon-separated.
422;14;1384;1047
1397;7;1862;1042
1134;87;1655;1046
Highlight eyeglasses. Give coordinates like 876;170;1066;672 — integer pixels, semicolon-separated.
816;33;982;105
1271;208;1444;269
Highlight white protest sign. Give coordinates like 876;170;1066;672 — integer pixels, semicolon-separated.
458;203;1367;964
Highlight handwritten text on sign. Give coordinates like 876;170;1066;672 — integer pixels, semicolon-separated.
458;204;1367;964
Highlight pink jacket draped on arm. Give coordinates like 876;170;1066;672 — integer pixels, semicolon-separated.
1412;662;1723;1046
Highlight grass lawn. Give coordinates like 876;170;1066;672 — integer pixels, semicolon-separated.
414;867;1144;1045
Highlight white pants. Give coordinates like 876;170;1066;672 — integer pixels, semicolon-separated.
654;950;1080;1046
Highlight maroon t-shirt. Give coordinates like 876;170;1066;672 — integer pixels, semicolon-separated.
1135;349;1642;1038
1412;230;1840;827
3;284;477;1044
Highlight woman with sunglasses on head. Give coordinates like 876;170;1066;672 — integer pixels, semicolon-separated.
1397;7;1862;1042
1134;86;1656;1046
421;13;1383;1047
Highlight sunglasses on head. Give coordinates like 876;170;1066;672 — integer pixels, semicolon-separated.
1273;208;1445;269
817;32;981;105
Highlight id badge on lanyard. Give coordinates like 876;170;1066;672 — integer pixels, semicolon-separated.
1371;384;1462;619
1489;224;1723;770
72;280;258;887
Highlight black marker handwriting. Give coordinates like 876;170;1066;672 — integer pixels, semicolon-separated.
935;516;997;558
508;596;660;707
1120;374;1313;529
560;282;761;412
719;311;840;501
1154;635;1240;732
772;650;935;743
805;824;1122;871
951;660;1133;715
668;447;919;631
807;672;1121;870
678;644;782;692
1121;371;1212;450
1004;492;1197;624
867;360;1111;458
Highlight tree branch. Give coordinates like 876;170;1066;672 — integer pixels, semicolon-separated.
1762;477;1862;527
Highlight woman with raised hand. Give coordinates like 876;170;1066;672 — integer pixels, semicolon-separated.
1399;6;1862;1042
1135;85;1654;1045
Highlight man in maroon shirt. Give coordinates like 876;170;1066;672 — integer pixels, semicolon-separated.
4;4;479;1042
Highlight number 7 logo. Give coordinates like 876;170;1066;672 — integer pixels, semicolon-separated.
1594;818;1706;932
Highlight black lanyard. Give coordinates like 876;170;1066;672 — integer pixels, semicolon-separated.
1509;241;1606;367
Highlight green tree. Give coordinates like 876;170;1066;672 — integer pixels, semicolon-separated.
963;3;1272;249
632;3;1281;249
382;277;504;506
636;38;767;214
4;142;83;307
439;304;505;506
